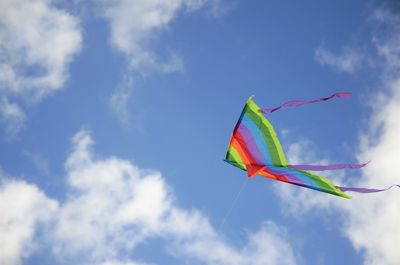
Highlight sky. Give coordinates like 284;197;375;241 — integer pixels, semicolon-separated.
1;0;400;265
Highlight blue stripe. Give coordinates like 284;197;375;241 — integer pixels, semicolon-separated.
237;123;265;165
268;166;317;189
241;114;273;164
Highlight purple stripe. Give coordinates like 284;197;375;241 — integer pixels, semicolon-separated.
288;161;369;171
237;123;265;165
261;92;352;114
338;184;400;193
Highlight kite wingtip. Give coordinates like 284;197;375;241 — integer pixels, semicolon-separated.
343;192;353;199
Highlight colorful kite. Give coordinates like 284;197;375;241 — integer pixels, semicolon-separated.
225;93;399;198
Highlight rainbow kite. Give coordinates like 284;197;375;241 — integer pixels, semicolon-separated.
225;92;399;198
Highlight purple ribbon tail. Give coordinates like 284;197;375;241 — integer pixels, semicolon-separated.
288;161;369;171
261;92;352;114
338;184;400;193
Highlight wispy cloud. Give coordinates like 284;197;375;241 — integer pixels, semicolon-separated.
109;75;134;126
372;8;400;73
23;151;50;176
99;261;154;265
0;130;298;265
0;98;26;138
314;47;366;74
0;0;82;136
100;0;202;74
99;0;213;124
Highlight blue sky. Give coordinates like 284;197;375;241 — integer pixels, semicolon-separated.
1;1;400;265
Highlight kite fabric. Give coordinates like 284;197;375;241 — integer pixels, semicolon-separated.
225;94;398;199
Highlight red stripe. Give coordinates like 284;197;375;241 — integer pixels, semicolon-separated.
259;168;290;182
232;130;258;166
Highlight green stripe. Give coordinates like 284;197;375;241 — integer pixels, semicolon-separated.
301;170;351;198
226;146;246;170
246;99;287;164
244;98;288;166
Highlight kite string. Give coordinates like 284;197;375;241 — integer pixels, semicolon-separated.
218;178;249;230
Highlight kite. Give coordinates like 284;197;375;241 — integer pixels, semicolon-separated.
225;92;399;198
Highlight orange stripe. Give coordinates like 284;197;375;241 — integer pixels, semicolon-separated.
230;137;251;165
259;169;278;180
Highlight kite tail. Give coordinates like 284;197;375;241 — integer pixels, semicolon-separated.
260;92;352;114
337;184;400;194
288;161;370;171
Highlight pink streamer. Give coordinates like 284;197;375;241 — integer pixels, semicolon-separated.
338;184;400;193
261;92;352;114
288;161;369;171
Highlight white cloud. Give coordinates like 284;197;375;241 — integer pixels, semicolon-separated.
0;177;58;265
315;47;365;73
52;130;298;265
0;129;298;265
0;0;82;96
281;8;400;265
170;220;297;265
341;10;400;265
341;83;400;265
0;0;82;135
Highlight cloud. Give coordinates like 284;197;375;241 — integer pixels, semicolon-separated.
99;261;154;265
0;0;82;96
109;75;134;125
315;47;365;73
99;0;210;124
278;81;400;264
342;81;400;264
372;9;400;72
0;0;82;135
171;221;297;265
53;130;298;264
0;177;58;265
0;130;298;265
0;98;26;138
280;8;400;265
99;0;203;74
23;151;50;175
